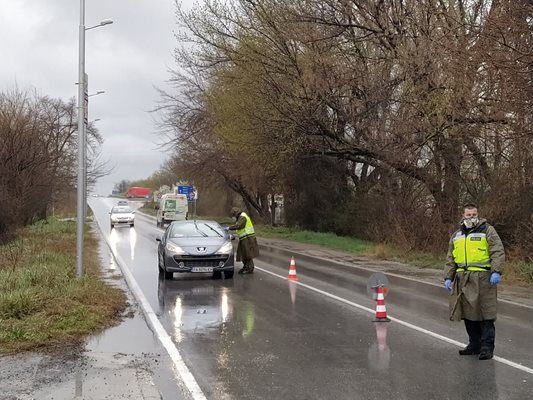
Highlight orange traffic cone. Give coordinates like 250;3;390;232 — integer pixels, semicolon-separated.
288;256;298;280
372;286;390;322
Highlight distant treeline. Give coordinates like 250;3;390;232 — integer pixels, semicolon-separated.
0;88;105;241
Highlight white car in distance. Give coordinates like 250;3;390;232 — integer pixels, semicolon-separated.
109;206;135;229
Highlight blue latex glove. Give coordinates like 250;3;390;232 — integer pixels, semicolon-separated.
444;279;452;291
490;272;501;285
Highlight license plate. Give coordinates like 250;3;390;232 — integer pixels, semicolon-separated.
191;267;213;273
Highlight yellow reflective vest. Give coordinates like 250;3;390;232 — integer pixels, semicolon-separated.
452;226;491;272
236;212;256;240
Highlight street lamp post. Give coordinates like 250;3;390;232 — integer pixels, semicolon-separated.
83;94;104;220
76;0;113;278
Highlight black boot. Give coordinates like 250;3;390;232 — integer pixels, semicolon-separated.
462;320;481;355
479;320;495;360
479;351;494;360
240;268;253;275
459;346;481;355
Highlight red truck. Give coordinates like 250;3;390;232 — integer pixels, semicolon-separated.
126;187;152;198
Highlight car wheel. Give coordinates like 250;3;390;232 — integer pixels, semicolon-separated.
225;270;234;279
213;271;222;279
164;269;173;280
157;255;172;279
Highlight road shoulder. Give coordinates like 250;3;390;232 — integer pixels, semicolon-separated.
0;227;187;400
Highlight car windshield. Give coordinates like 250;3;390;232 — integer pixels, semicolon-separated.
169;222;224;238
111;207;133;214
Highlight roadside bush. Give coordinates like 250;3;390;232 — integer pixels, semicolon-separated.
0;289;38;319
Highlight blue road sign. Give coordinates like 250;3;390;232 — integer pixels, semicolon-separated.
177;185;195;203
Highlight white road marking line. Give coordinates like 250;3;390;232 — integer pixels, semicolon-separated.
257;243;533;310
256;265;533;376
96;218;207;400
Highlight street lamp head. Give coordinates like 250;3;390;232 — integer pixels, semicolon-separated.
86;19;114;31
88;90;106;97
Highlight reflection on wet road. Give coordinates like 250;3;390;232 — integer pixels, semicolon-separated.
158;278;233;343
89;198;533;400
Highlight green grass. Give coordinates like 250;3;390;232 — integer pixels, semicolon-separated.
255;225;533;284
504;261;533;285
257;225;446;269
257;225;372;254
0;218;126;353
139;202;157;216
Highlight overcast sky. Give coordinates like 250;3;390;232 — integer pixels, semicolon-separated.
0;0;193;194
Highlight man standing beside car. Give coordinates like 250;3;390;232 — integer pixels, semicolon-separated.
227;207;259;275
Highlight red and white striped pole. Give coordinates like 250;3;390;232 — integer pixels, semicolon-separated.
373;285;390;322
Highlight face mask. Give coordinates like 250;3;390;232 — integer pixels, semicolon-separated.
463;217;479;229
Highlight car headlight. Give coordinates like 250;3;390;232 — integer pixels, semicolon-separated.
166;242;186;255
216;241;233;254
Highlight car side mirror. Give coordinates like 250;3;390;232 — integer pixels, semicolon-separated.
155;204;160;210
230;234;236;241
156;236;161;242
132;211;136;214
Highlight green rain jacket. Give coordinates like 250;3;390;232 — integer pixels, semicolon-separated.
443;218;505;321
228;212;259;262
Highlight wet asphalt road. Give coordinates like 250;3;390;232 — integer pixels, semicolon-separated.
89;198;533;400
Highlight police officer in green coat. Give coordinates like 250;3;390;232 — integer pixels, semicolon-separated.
444;203;505;360
227;207;259;275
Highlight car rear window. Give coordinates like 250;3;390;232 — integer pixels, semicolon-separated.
111;207;133;213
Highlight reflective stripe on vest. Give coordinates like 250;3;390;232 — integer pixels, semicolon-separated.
236;212;255;240
452;231;491;272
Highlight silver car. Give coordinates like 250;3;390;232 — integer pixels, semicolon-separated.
156;220;235;280
109;206;135;228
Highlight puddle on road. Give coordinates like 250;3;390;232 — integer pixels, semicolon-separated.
86;312;161;354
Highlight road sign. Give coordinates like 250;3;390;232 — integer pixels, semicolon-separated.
366;272;389;300
177;185;195;203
